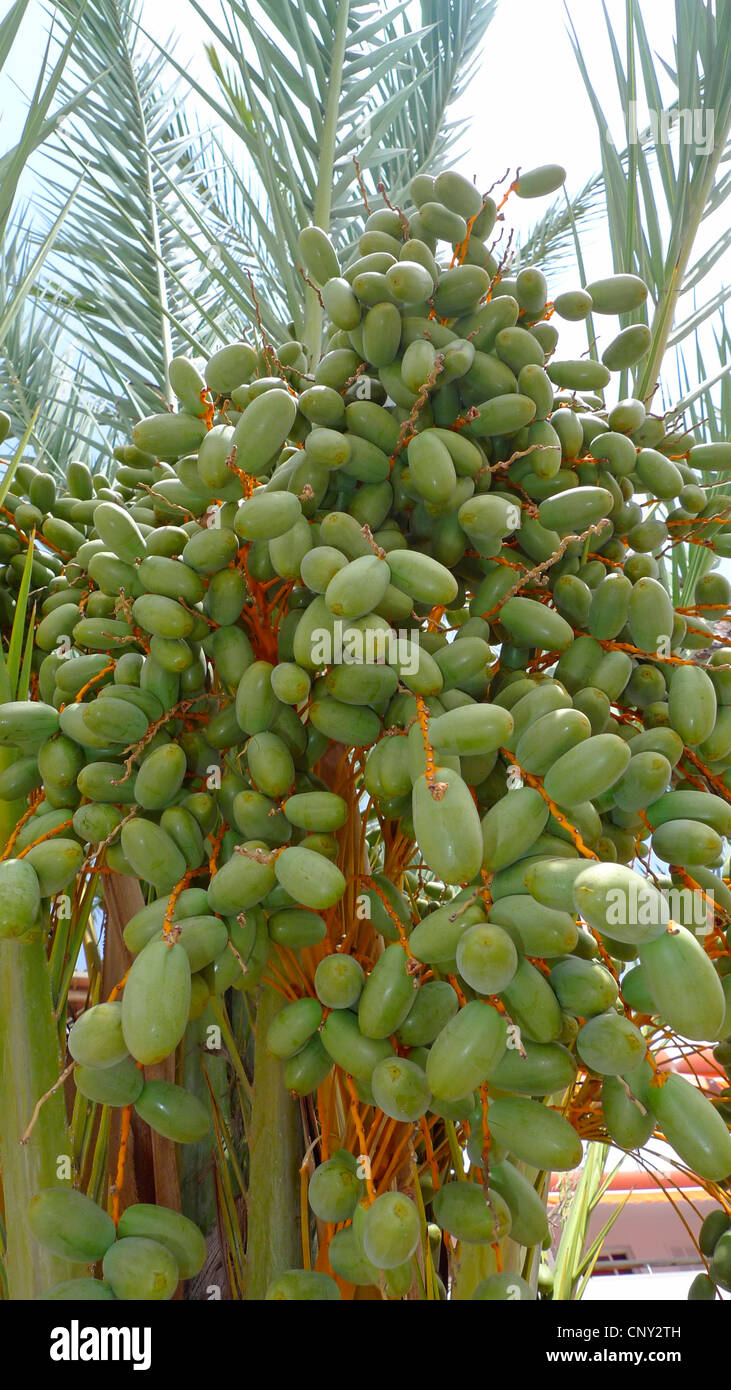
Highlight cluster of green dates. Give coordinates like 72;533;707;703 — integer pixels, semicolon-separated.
28;1187;206;1300
689;1209;731;1299
66;998;211;1137
266;1143;545;1300
1;159;731;1299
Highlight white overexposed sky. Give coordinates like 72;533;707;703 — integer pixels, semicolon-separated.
0;0;727;379
143;0;727;384
143;0;683;280
0;0;681;236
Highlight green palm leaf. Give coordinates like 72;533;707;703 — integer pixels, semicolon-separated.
565;0;731;401
169;0;497;356
0;0;91;239
0;223;107;476
40;0;222;423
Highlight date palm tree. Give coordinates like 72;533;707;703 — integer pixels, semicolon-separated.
0;0;729;1302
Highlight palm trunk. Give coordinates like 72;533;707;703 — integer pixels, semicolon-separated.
0;937;74;1298
244;985;303;1298
0;767;74;1299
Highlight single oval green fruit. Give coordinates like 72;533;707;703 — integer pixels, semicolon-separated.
572;863;669;944
488;896;578;957
308;1152;362;1222
327;1224;380;1287
274;845;346;910
120;819;187;896
314;953;365;1009
68;1001;128;1069
266;1270;341;1301
266;997;323;1059
371;1056;431;1122
584;273;649;314
320;1009;394;1081
0;700;60;749
207;842;277;913
543;734;631;807
487;1040;577;1097
638;926;726;1040
481;787;549;873
700;1210;731;1260
412;767;483;885
650;1072;731;1181
28;1187;116;1263
515;165;566;198
282;791;347;832
0;857;41;941
500;959;563;1045
133;743;187;811
395;980;459;1046
711;1231;731;1292
23;838;84;897
488;1161;549;1247
549;958;618;1018
456;922;518;994
426;1000;507;1101
472;1272;535;1300
687;1273;717;1301
576;1011;646;1074
487;1097;582;1171
268;907;326;949
134;1079;210;1143
668;666;717;747
116;1205;206;1279
432;1182;511;1244
428;704;513;756
102;1236;179;1301
283;1035;333;1096
602;324;651;371
39;1278;116;1301
74;1057;144;1107
358;943;416;1039
601;1075;655;1150
121;939;191;1065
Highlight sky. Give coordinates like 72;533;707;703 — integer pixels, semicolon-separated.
2;0;678;236
0;0;726;385
136;0;676;186
143;0;678;269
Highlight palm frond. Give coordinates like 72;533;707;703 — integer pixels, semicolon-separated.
564;0;731;401
0;0;89;239
0;181;80;346
517;173;605;275
39;0;221;423
167;0;497;353
0;225;112;475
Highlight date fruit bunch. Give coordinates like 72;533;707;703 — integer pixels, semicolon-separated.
1;161;730;1301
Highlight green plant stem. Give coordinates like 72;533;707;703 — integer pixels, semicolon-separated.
552;1141;609;1300
123;24;174;402
209;994;252;1101
302;0;351;365
181;1006;234;1235
244;985;302;1299
0;937;74;1298
639;116;730;403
